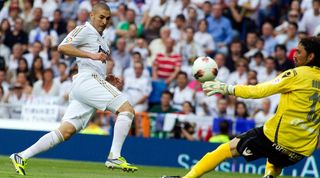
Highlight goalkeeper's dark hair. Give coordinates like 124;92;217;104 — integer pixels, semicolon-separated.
299;37;320;67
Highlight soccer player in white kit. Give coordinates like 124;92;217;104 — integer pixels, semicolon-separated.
10;3;138;175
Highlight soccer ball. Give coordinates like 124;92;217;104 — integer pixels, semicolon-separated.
192;56;218;83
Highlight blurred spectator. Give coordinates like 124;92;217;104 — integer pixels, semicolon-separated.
0;70;9;95
76;9;89;26
172;121;197;141
214;97;233;119
149;90;178;113
50;10;67;36
15;72;32;95
202;1;212;19
0;85;9;118
0;18;11;35
171;71;193;111
194;19;216;56
275;10;300;35
253;98;273;127
7;3;20;27
227;58;248;85
207;3;233;54
225;0;257;41
274;44;295;72
124;52;150;77
249;51;265;72
20;0;34;24
234;101;250;120
169;14;186;42
244;31;259;58
284;22;299;52
29;17;59;46
112;3;127;26
111;37;131;77
49;47;64;77
257;56;277;83
152;38;181;86
214;53;230;83
33;0;58;21
147;26;171;67
3;82;29;119
54;62;69;84
142;0;171;27
8;43;23;74
181;101;196;116
225;40;243;72
0;0;20;24
32;68;60;97
209;120;230;143
24;7;43;33
59;68;77;106
59;0;79;20
4;17;28;51
261;22;278;56
0;31;10;66
299;0;320;36
142;16;164;44
177;26;204;69
130;38;150;61
116;9;143;38
23;41;49;69
123;61;152;112
28;56;44;85
185;6;200;30
9;57;29;83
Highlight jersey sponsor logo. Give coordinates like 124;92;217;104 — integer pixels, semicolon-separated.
242;147;253;156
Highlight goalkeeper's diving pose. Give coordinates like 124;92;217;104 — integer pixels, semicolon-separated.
10;3;137;176
184;37;320;178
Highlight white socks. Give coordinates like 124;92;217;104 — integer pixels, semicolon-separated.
20;130;64;159
109;112;133;159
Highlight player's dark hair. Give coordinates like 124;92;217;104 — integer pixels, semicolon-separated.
299;37;320;67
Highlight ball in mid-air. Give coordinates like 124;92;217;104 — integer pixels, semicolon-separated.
192;56;218;83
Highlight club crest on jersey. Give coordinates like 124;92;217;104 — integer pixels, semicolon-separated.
65;37;73;43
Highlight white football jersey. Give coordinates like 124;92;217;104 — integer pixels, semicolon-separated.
60;22;110;77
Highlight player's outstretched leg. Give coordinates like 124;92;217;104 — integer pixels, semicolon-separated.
263;160;282;178
105;102;137;172
10;153;27;175
183;139;239;178
9;123;73;175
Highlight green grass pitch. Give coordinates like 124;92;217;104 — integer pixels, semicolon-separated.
0;155;293;178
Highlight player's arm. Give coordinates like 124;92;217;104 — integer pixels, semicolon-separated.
59;25;109;62
203;69;298;98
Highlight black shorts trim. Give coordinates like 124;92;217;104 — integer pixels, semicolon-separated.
236;127;305;168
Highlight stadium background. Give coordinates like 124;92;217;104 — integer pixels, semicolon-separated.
0;0;319;177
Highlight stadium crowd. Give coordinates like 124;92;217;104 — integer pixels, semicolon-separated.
0;0;320;141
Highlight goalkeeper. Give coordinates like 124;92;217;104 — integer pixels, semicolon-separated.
183;37;320;178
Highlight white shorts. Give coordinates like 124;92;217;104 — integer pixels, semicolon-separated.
62;72;127;131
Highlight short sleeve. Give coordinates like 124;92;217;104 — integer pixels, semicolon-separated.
60;25;86;47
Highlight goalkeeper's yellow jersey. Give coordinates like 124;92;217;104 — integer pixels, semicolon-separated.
235;66;320;156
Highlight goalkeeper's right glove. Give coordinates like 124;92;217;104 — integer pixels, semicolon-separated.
202;80;235;96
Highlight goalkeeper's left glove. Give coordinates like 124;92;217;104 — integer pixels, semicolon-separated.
202;80;235;96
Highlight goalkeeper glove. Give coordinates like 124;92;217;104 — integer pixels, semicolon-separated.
202;80;235;96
